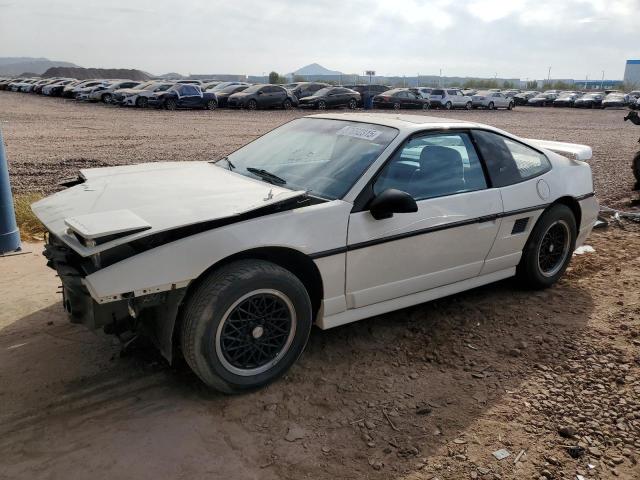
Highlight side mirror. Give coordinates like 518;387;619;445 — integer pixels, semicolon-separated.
369;189;418;220
257;91;263;95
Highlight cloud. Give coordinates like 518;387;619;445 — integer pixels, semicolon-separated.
0;0;635;79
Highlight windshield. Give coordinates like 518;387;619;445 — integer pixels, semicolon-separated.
583;94;599;99
219;118;398;200
242;84;263;93
313;87;332;96
221;85;246;93
132;81;153;90
143;83;161;90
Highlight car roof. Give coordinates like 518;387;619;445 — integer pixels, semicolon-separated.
307;112;483;132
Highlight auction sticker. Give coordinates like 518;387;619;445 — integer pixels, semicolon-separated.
337;125;382;141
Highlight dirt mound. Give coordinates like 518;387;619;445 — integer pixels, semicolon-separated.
42;66;150;81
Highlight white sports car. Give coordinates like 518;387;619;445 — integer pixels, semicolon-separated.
32;114;598;393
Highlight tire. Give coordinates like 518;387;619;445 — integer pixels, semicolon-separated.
632;151;640;190
136;97;148;108
465;101;472;110
516;204;577;289
445;101;452;110
488;102;495;110
318;100;327;110
508;102;514;110
102;93;112;104
165;98;177;111
180;260;313;393
282;98;292;110
348;98;357;110
422;102;430;111
206;99;217;110
247;99;257;110
393;102;401;110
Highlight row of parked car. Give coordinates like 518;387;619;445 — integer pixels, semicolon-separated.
3;76;640;112
510;89;640;109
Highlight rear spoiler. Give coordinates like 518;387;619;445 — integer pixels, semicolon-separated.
523;138;592;161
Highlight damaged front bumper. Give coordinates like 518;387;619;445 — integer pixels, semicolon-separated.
43;235;187;361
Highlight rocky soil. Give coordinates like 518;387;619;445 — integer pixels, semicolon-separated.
0;92;638;480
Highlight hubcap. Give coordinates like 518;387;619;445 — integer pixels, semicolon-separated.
537;220;570;277
216;289;296;376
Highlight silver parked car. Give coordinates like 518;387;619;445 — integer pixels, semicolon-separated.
429;88;473;109
87;80;141;103
472;91;515;110
121;82;176;107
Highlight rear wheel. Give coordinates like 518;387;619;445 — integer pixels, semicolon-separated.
422;102;430;111
445;101;453;110
632;151;640;190
180;260;313;393
102;93;112;104
206;99;217;110
517;204;576;289
165;98;177;110
393;102;401;110
318;100;327;110
136;96;148;108
465;101;472;110
488;102;495;110
282;98;293;110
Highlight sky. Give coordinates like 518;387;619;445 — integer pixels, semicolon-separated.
0;0;637;80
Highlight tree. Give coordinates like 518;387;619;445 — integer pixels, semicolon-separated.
526;80;538;90
268;71;279;84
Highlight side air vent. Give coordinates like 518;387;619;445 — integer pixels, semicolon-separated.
512;217;529;234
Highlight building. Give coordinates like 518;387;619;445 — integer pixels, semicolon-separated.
624;60;640;86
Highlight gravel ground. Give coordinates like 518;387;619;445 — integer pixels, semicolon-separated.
0;92;639;480
1;90;639;209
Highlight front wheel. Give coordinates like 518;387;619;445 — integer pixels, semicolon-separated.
282;98;293;110
246;99;257;110
465;101;472;110
317;100;327;110
393;102;401;110
517;204;576;289
445;101;452;110
180;260;313;393
348;98;357;110
136;96;148;108
488;102;495;110
102;93;112;104
206;99;217;110
422;102;430;111
508;102;514;110
165;98;177;110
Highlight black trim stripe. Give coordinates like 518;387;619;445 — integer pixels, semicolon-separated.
575;192;595;201
310;203;550;260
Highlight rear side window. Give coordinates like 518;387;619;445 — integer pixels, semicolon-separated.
472;130;551;187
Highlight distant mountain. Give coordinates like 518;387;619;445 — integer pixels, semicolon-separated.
0;57;79;76
42;66;151;81
288;63;343;77
157;72;185;80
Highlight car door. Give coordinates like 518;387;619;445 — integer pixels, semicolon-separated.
345;131;503;309
470;129;554;275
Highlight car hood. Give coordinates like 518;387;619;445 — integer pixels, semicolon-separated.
32;161;306;257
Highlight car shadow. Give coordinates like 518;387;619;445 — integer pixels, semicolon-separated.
0;275;594;480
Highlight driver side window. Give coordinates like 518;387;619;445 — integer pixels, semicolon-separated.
373;132;487;201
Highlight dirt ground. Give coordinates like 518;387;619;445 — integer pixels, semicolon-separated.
0;92;639;480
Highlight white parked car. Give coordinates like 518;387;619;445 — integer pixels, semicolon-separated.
32;114;598;393
121;82;176;107
472;91;515;110
429;88;473;109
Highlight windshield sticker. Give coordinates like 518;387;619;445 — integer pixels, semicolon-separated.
337;125;382;141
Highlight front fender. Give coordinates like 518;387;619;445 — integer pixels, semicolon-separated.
83;200;351;303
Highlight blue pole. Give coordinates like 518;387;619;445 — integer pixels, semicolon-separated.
0;128;21;254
